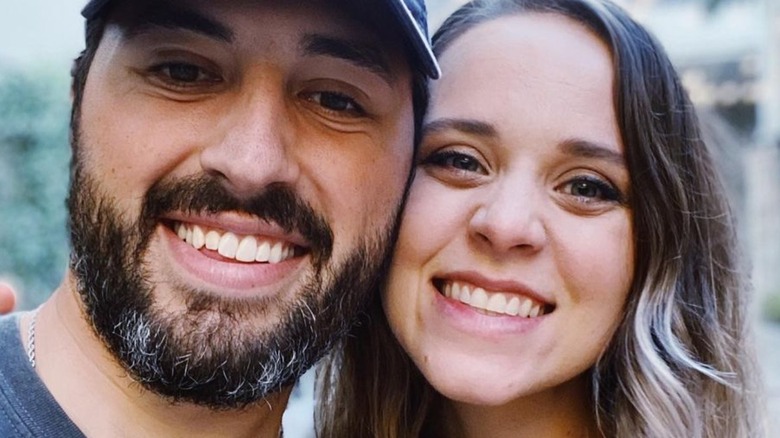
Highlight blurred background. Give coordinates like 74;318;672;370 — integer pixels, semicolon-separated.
1;0;778;435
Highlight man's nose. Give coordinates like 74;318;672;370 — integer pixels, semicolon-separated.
200;88;300;198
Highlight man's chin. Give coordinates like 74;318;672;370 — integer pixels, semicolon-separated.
77;246;380;408
116;301;311;408
68;171;396;408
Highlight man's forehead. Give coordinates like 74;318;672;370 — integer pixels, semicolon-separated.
107;0;407;84
119;1;235;43
84;0;440;79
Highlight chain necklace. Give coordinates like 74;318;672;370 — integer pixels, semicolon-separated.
26;308;38;368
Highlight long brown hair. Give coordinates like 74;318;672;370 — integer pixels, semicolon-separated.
316;1;762;436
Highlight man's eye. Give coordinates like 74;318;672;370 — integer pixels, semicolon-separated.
305;91;365;116
149;62;220;87
164;64;201;82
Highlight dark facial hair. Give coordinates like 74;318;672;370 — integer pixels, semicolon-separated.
68;165;399;409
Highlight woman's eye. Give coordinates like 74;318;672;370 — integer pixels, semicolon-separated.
305;91;365;116
571;180;600;198
424;150;486;174
562;176;623;203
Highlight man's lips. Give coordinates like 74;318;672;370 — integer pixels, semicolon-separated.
159;218;311;292
173;221;300;264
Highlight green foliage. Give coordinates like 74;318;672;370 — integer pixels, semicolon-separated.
0;67;72;309
764;292;780;323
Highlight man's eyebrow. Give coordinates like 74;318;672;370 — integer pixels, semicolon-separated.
300;34;394;84
422;118;499;138
124;4;234;43
559;138;625;165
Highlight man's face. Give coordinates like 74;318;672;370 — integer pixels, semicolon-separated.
69;0;415;408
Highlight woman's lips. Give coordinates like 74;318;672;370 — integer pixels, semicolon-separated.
433;278;555;318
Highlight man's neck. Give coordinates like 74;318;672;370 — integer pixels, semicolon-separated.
28;275;291;438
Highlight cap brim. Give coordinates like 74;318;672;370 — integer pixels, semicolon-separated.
82;0;111;20
383;0;441;79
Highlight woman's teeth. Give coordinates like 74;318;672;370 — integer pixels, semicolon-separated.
442;281;546;318
174;222;296;264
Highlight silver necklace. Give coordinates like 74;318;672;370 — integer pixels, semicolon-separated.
26;308;38;368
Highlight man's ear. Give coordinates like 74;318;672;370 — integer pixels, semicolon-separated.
70;58;80;102
0;281;17;315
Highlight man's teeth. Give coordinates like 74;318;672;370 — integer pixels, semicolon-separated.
174;223;295;264
442;281;545;318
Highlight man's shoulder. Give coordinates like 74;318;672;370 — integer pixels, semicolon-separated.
0;312;35;436
0;313;22;358
0;313;85;437
0;312;20;330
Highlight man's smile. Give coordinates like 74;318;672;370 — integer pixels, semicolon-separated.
172;221;302;264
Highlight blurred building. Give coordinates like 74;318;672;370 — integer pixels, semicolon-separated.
626;0;780;303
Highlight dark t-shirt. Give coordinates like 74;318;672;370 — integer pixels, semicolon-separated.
0;314;84;437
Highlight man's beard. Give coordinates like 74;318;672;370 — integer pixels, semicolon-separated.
67;163;399;409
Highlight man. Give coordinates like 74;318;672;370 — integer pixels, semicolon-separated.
0;0;439;436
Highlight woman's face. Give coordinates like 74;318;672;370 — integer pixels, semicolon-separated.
384;13;634;407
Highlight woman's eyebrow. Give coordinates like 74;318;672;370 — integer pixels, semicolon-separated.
422;118;499;138
123;4;234;43
558;138;625;165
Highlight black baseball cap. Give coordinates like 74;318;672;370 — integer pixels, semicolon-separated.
81;0;441;79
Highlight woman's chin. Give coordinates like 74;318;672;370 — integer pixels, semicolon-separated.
420;366;531;407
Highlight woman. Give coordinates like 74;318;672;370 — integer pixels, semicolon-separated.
316;0;761;436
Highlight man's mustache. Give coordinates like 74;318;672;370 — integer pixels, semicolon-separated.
140;175;334;265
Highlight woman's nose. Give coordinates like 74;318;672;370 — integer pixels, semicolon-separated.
468;177;548;254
